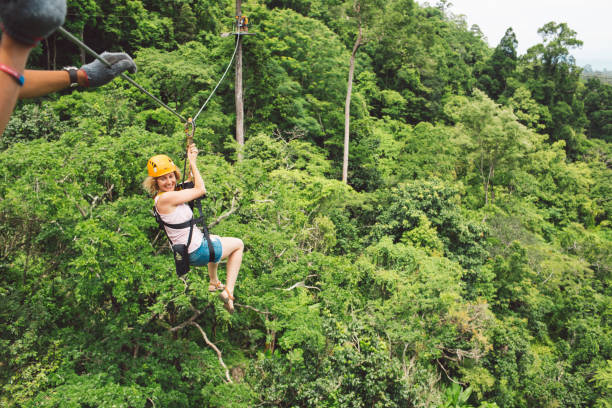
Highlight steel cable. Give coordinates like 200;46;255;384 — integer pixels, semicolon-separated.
57;26;187;122
192;36;239;123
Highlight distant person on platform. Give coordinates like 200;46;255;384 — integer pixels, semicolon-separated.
0;0;137;137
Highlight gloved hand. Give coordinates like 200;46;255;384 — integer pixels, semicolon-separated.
80;52;137;88
0;0;66;46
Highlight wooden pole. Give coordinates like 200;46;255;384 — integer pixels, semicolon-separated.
235;0;244;160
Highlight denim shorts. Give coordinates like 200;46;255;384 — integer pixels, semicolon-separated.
189;237;222;265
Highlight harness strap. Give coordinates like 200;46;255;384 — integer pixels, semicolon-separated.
195;198;216;263
153;197;216;264
152;206;189;276
154;213;204;230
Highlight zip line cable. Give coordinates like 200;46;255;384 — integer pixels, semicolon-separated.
57;24;244;187
57;26;241;131
58;26;187;123
193;37;239;123
58;23;245;177
178;38;239;183
57;25;240;182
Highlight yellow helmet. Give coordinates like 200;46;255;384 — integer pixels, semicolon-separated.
147;154;178;177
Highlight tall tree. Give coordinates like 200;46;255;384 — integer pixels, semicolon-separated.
342;0;382;183
364;0;488;123
475;27;518;101
65;0;101;65
174;2;197;43
582;78;612;142
520;22;586;154
446;89;537;205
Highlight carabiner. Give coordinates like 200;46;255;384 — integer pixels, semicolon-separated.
184;117;196;145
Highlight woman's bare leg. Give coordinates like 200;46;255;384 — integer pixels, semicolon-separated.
217;236;243;295
207;236;220;284
207;261;221;284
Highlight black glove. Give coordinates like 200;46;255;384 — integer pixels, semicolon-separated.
80;52;137;88
0;0;66;46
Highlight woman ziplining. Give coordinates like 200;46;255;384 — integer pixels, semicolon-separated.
2;0;245;299
56;14;244;300
54;18;243;293
133;29;241;304
143;144;243;313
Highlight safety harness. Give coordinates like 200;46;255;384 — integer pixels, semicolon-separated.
153;181;216;277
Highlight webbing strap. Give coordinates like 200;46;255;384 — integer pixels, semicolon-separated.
195;199;216;263
154;198;215;263
155;213;203;230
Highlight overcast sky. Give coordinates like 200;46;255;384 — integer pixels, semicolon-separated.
433;0;611;71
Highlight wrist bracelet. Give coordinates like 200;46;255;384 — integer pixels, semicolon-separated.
0;63;25;86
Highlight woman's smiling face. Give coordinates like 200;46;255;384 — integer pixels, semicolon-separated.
156;172;176;192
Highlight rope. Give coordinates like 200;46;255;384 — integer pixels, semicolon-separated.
56;26;187;123
192;36;240;123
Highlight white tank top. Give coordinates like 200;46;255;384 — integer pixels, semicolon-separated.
155;195;203;253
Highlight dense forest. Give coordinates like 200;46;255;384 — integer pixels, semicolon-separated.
1;0;611;407
582;68;612;86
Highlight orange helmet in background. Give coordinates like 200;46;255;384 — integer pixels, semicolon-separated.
147;154;177;177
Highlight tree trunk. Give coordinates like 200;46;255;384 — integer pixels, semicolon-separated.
342;24;362;184
79;26;86;65
484;162;494;205
45;38;50;70
490;166;495;202
52;35;57;70
235;0;244;160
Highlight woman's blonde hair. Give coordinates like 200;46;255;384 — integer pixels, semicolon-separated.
142;170;182;196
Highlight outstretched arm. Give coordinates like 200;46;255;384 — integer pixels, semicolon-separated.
19;69;87;98
2;49;137;134
188;143;206;196
0;0;67;135
18;52;137;99
0;35;31;136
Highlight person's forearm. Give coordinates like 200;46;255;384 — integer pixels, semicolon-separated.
19;68;87;98
189;159;206;194
0;35;30;136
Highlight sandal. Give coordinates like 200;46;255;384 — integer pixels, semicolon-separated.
208;280;225;292
219;287;235;314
